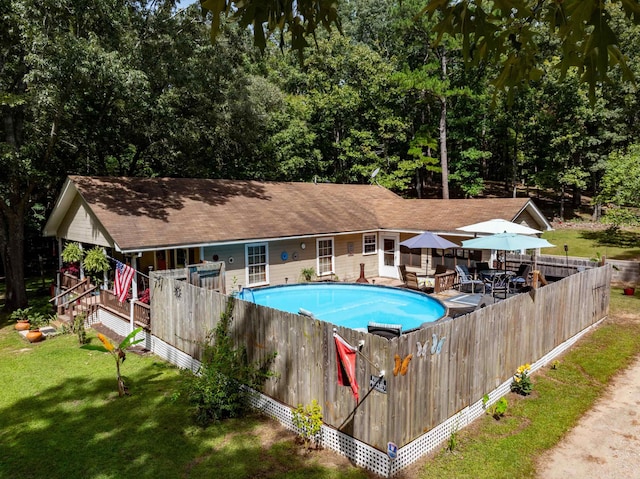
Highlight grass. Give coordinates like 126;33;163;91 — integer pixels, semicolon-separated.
0;328;372;479
542;228;640;260
412;287;640;479
0;280;371;479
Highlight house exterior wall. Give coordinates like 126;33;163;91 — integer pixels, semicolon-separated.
514;209;539;230
203;232;384;292
57;195;112;247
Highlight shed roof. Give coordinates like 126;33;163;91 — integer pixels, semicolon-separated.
44;176;550;252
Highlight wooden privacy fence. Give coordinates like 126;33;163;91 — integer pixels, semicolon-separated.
150;265;611;451
157;261;226;293
506;253;598;279
508;253;639;285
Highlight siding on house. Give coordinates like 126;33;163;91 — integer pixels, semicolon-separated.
204;233;384;292
57;195;111;247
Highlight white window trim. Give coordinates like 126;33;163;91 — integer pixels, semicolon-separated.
245;242;269;287
316;237;335;276
362;233;377;256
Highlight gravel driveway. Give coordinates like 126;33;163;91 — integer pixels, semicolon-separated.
536;355;640;478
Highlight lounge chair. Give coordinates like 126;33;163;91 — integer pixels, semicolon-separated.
455;265;486;293
368;321;402;339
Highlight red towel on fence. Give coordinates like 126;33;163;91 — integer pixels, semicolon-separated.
334;333;359;403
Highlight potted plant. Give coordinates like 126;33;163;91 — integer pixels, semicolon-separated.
62;241;84;263
26;312;50;343
11;307;32;331
623;283;636;296
300;267;315;282
82;246;110;289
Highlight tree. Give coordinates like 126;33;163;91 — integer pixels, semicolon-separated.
596;144;640;209
1;1;282;311
1;0;126;310
201;0;640;97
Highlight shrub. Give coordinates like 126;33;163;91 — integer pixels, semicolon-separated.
72;313;88;345
511;363;534;396
292;400;323;450
483;394;508;419
183;298;277;426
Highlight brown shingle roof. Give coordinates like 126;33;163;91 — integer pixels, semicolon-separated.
376;198;533;232
70;176;403;250
66;176;540;251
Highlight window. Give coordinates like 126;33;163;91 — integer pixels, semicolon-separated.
316;238;334;276
363;234;377;255
400;246;421;268
246;243;268;286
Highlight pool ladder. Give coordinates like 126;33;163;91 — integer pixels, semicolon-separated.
240;287;255;303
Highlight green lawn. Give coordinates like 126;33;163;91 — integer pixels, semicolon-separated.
0;325;371;479
0;278;370;479
542;227;640;260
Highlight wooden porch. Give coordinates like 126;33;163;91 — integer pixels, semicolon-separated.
51;273;150;330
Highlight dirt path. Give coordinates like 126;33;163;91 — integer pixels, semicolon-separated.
536;355;640;478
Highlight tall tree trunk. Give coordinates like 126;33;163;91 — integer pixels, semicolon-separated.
0;205;28;311
439;52;449;200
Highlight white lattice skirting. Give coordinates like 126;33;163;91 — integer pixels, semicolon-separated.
96;310;605;477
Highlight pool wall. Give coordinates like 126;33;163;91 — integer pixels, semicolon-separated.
150;266;611;476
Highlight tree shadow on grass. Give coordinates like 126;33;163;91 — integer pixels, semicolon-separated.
580;229;640;260
0;356;368;479
0;363;280;478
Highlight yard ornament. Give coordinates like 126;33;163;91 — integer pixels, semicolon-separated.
393;354;413;376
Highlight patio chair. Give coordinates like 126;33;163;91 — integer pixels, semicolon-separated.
403;271;430;292
455;265;486;293
487;271;515;299
476;262;490;273
511;264;531;290
434;264;448;275
398;264;408;282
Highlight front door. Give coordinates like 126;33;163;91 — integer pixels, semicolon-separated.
379;234;399;278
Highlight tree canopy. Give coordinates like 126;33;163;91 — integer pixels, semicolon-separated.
3;0;640;312
202;0;640;98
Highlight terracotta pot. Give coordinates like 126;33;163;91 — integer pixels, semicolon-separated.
26;329;44;343
623;287;635;296
15;321;30;331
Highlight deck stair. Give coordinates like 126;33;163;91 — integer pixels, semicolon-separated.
49;277;99;324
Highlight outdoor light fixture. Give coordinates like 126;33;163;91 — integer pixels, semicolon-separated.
300;242;306;250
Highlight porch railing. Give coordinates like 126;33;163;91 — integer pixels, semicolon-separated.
100;289;151;330
434;270;456;293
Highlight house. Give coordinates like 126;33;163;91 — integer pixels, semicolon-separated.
43;176;552;294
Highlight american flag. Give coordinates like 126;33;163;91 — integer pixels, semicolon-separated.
114;260;135;303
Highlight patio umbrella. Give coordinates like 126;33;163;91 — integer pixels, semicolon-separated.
400;232;459;275
456;218;542;235
462;232;555;275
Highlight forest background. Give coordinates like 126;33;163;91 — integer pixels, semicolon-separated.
2;0;640;311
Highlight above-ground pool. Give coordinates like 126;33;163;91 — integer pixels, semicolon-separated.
237;283;447;332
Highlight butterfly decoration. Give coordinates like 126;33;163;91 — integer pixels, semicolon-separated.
416;334;446;357
393;354;413;376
